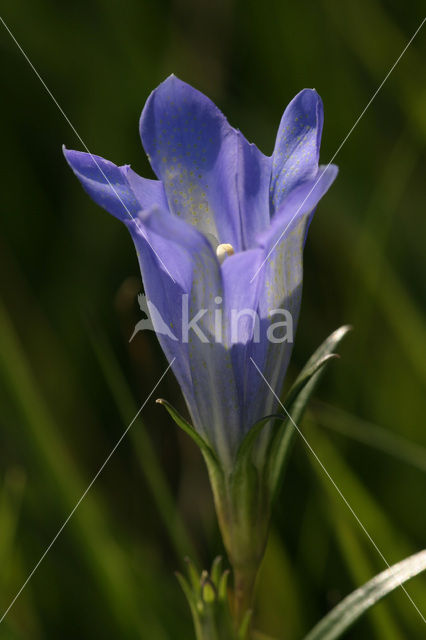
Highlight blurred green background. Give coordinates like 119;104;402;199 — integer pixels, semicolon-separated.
1;1;425;638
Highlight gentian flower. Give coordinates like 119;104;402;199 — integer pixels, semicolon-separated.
64;75;338;622
64;75;336;463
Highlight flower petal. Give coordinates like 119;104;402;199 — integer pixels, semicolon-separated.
253;164;338;410
221;249;266;430
236;134;272;248
140;75;243;249
133;208;242;466
270;89;324;214
63;147;168;221
263;164;338;248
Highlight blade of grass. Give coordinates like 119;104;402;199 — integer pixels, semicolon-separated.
303;549;426;640
0;469;42;639
304;419;426;635
313;402;426;473
0;301;167;639
0;469;26;590
87;324;198;562
328;507;405;639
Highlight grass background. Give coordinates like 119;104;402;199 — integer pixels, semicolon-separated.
0;1;425;638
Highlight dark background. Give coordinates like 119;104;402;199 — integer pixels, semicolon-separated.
0;1;425;638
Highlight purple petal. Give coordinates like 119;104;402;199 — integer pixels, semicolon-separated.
140;75;243;249
221;249;266;430
262;164;338;247
63;147;168;221
270;89;324;214
250;164;338;417
134;208;242;466
236;134;272;248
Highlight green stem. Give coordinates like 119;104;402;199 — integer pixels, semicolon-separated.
204;459;267;634
232;565;257;629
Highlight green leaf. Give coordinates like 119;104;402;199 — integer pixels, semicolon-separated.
176;570;197;611
297;325;352;377
175;571;203;639
302;549;426;640
267;325;352;500
284;354;338;410
156;398;220;473
238;609;253;639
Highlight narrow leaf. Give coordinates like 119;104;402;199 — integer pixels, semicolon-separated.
301;325;352;372
156;398;220;472
175;571;203;640
303;549;426;640
284;354;338;410
238;609;253;639
268;326;351;500
175;571;197;610
286;325;352;410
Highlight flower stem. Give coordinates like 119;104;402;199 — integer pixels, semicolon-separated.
232;565;257;629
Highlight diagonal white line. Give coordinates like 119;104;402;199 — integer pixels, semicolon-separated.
250;15;426;284
250;357;426;625
0;15;176;284
0;358;175;624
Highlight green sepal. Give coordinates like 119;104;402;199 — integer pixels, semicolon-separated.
175;570;203;637
226;414;287;569
175;570;196;609
231;414;286;490
177;556;238;640
218;568;230;600
201;570;217;603
267;325;352;501
156;398;221;474
210;556;223;586
185;556;203;592
303;549;426;640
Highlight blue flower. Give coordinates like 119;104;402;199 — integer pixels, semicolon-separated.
64;75;337;469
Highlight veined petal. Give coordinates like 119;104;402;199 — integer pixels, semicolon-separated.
221;249;265;428
222;246;292;435
236;134;272;248
134;208;241;466
127;218;199;429
270;89;323;214
253;164;338;411
140;75;243;249
63;147;167;221
263;164;338;248
63;146;198;428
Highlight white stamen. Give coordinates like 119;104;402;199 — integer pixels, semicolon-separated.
216;243;235;265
